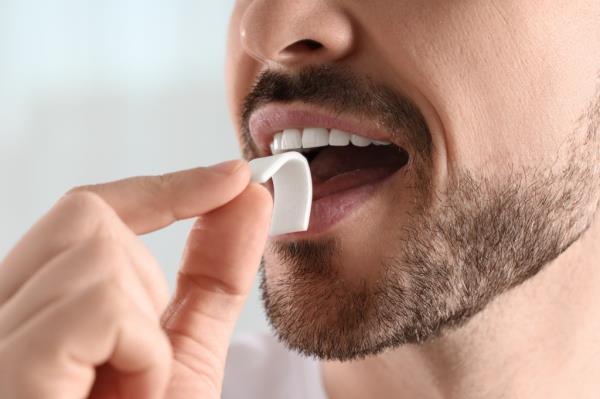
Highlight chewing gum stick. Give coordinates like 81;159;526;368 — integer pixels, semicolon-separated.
249;152;312;236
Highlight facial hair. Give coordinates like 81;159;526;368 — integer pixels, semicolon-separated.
240;66;600;361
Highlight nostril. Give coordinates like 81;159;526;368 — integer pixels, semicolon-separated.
283;39;324;54
301;39;324;50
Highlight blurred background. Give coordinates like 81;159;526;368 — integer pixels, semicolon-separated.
0;0;270;336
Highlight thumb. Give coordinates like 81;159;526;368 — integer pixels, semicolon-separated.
161;183;272;398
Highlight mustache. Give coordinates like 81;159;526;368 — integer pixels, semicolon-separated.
239;65;432;160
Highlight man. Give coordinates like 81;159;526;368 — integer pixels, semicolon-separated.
0;1;599;398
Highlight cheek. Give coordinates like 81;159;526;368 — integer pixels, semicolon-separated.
356;2;597;178
425;2;598;177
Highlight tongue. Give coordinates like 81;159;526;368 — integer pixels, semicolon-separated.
309;145;408;183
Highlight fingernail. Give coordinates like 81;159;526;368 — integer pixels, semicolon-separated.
210;160;244;175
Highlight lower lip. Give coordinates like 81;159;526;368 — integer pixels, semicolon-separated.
277;167;406;240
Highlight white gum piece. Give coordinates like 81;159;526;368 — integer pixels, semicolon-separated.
249;151;312;236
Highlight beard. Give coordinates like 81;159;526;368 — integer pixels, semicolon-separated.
242;67;600;361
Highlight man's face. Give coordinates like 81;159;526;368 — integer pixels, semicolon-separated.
226;0;600;360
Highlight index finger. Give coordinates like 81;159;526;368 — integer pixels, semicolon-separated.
73;159;251;234
0;160;251;304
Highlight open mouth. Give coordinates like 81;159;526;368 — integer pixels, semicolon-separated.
249;105;411;236
266;127;410;236
269;128;409;201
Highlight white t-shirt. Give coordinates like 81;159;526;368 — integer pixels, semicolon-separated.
222;333;328;399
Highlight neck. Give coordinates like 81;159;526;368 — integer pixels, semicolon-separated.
322;214;600;399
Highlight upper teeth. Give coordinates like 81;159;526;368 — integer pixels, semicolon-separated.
270;128;391;154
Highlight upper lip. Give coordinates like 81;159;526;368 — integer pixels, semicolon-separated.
247;102;399;158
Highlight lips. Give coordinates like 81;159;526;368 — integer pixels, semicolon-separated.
249;104;402;155
248;103;410;236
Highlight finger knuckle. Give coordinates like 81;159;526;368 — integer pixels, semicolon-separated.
146;174;172;208
88;281;130;320
59;190;113;222
136;174;170;204
84;238;129;281
86;237;126;262
155;172;175;188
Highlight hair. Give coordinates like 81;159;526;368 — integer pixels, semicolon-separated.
246;66;600;360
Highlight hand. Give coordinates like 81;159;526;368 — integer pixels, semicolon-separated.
0;160;273;399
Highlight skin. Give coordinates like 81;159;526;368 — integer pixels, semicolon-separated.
0;161;273;398
226;0;600;398
2;1;599;398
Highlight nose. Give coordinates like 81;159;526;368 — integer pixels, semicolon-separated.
240;0;355;68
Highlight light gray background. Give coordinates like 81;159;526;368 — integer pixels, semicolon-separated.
0;0;270;336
